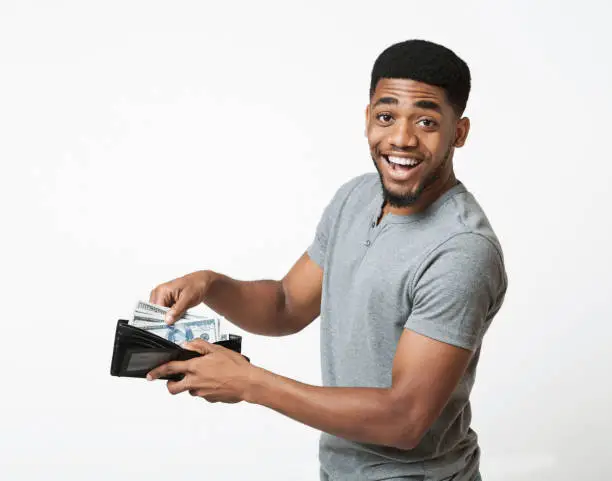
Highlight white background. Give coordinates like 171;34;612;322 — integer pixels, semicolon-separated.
1;1;610;480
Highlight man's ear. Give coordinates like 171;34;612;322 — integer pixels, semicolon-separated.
364;105;370;137
454;117;470;147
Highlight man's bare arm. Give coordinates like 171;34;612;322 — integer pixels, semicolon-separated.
241;329;473;449
149;251;323;336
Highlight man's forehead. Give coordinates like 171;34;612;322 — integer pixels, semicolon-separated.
372;78;447;106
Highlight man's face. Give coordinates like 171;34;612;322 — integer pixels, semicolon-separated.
366;78;469;209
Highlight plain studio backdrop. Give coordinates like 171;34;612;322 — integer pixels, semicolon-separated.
1;1;610;480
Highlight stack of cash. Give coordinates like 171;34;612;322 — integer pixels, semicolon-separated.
129;300;224;344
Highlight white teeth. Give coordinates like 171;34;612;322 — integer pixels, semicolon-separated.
387;156;420;166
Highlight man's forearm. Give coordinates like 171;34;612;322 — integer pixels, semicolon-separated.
244;367;418;450
203;272;295;336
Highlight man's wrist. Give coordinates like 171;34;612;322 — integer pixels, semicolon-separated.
200;269;220;302
243;365;270;404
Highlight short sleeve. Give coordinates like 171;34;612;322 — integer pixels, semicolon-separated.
307;176;365;268
405;233;507;351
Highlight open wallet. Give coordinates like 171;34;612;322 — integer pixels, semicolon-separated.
110;319;249;381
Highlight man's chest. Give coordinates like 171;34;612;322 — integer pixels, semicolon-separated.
320;216;431;351
324;213;427;306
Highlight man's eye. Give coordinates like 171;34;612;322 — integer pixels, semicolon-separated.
377;113;393;123
418;119;438;128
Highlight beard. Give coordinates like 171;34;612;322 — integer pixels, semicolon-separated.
372;142;453;208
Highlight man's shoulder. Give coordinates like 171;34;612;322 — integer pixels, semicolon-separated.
322;172;378;214
334;172;378;196
430;184;504;261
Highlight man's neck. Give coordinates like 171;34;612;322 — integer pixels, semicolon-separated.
381;172;458;218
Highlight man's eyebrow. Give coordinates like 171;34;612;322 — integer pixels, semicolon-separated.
372;97;443;114
373;96;398;108
413;100;442;113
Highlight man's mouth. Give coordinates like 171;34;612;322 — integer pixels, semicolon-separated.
384;155;423;168
381;155;424;180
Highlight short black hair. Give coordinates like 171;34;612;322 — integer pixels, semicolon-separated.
370;39;471;117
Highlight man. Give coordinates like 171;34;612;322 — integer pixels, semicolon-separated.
147;39;507;481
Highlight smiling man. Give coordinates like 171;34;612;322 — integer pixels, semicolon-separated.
146;39;507;481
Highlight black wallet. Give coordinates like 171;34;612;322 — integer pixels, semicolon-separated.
110;319;247;381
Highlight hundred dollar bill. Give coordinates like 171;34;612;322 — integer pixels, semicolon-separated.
132;312;217;324
136;318;219;344
132;301;221;340
132;315;218;330
135;300;167;316
134;302;207;322
134;300;205;322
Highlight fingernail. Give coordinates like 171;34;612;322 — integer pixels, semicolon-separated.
146;374;153;381
165;314;173;325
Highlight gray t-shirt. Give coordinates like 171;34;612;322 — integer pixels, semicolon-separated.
307;173;507;481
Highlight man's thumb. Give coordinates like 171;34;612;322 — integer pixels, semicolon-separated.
182;339;215;355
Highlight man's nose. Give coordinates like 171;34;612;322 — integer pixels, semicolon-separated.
389;120;418;149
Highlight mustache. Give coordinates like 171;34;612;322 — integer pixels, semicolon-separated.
377;148;424;158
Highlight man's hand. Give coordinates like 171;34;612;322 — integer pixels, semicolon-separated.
149;271;215;325
146;339;255;403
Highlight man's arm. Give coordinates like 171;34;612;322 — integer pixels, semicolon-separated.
149;232;503;447
240;234;504;448
240;235;504;448
149;251;323;337
244;329;473;449
203;252;323;336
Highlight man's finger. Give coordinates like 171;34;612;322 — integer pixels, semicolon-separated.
165;290;192;325
189;388;207;397
147;360;189;381
167;378;191;395
150;287;171;308
182;338;216;355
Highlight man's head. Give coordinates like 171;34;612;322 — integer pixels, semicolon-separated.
366;39;471;212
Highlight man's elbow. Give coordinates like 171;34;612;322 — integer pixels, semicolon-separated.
385;398;429;450
387;426;424;451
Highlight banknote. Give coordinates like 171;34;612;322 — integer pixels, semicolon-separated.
136;318;218;344
134;300;205;322
131;313;217;326
130;300;221;344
